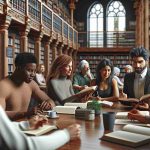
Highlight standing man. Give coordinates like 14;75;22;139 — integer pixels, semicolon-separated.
123;47;150;109
0;52;55;120
73;60;94;93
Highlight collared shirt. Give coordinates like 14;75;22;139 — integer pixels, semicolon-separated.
134;67;147;99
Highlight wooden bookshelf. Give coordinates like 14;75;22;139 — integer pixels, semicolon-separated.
28;38;35;54
7;35;21;75
77;48;132;79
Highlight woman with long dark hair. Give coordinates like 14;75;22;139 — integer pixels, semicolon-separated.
93;58;119;101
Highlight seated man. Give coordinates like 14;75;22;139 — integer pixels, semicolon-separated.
0;52;55;120
0;105;81;150
73;60;94;94
123;47;150;109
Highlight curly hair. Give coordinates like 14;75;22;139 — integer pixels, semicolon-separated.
15;52;37;67
130;47;149;61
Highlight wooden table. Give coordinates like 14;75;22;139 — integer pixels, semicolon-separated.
48;103;150;150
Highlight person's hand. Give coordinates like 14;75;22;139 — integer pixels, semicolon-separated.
138;103;149;110
66;124;81;140
40;99;55;111
128;109;146;123
27;105;43;117
28;115;48;130
119;90;127;98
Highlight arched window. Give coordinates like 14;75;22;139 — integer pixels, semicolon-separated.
87;3;103;47
107;1;126;46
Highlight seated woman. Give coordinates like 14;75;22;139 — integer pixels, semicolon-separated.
92;59;119;102
47;54;89;105
35;64;46;86
0;105;80;150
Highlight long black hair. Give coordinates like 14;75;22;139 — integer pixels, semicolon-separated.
96;58;114;85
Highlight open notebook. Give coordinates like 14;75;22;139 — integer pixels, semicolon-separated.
23;125;57;136
101;124;150;147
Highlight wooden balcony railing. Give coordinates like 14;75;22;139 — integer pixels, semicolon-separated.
3;0;78;48
78;31;135;48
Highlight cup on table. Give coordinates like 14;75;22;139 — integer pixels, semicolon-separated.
103;112;115;131
48;111;57;118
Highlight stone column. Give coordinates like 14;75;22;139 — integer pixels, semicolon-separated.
19;30;29;53
68;48;73;57
63;45;69;55
69;1;75;26
144;0;149;51
50;39;58;61
57;42;63;56
19;17;30;52
44;40;51;77
35;37;42;65
0;23;10;79
72;49;77;70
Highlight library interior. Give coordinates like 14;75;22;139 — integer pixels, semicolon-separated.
0;0;150;150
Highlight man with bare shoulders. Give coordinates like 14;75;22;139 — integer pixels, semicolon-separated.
0;52;55;120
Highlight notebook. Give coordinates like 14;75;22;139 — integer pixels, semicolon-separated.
23;125;57;136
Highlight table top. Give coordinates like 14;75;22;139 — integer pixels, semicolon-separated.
48;102;150;150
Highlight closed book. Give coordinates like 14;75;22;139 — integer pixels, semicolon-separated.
53;106;79;114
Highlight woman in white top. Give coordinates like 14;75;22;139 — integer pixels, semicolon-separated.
35;64;46;86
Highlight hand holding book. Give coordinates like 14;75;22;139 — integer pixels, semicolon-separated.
119;94;150;108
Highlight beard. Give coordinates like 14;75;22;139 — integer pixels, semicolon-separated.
134;66;146;74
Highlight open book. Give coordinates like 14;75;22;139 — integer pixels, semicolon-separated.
101;124;150;147
64;101;113;109
119;94;150;105
23;125;57;136
63;86;97;103
115;111;150;126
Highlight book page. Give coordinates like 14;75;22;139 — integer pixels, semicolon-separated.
123;124;150;136
115;119;150;126
23;125;57;136
99;101;113;107
53;106;79;114
77;86;97;94
64;102;87;108
63;86;97;103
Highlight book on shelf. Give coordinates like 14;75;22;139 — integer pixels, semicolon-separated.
63;86;97;103
101;124;150;147
23;125;57;136
115;111;150;126
119;94;150;105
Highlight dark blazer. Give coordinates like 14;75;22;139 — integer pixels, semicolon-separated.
123;68;150;98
